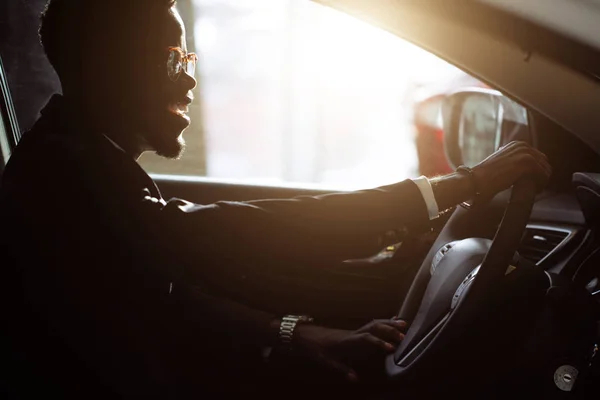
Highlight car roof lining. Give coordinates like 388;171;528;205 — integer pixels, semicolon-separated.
313;0;600;156
479;0;600;54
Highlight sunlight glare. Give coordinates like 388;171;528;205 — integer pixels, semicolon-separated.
305;2;460;91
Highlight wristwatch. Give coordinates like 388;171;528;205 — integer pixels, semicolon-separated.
279;315;314;349
456;165;480;210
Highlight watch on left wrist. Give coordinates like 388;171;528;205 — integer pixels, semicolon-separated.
279;314;314;350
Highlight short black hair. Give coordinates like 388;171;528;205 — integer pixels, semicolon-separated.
40;0;177;86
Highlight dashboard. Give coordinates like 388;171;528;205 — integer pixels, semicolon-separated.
514;172;600;300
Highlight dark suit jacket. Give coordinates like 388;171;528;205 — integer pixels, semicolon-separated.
0;95;431;397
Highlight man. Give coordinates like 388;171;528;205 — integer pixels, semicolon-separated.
0;0;551;398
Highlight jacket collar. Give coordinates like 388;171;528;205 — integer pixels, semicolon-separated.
37;94;163;199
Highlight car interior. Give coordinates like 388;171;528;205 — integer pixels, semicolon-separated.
2;0;600;398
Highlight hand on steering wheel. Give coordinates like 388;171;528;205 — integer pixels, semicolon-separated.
293;318;407;381
472;141;552;201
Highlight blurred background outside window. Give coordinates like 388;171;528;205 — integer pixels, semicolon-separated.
138;0;485;190
0;0;485;190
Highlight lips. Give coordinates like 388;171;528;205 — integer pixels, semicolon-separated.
169;95;193;117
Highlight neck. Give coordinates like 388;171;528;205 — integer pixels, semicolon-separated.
103;131;148;160
62;94;149;160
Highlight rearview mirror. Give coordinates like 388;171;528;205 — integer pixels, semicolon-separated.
442;88;529;169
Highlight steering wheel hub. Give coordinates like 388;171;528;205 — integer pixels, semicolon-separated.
394;238;491;364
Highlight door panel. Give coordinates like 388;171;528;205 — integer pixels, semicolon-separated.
153;174;337;204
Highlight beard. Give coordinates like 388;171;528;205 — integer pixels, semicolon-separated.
114;83;193;159
154;134;186;159
141;108;190;159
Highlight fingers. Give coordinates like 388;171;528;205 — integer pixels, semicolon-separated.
515;151;551;191
506;141;548;169
349;318;408;355
313;350;358;382
357;332;396;353
473;141;552;199
504;141;552;191
530;147;552;178
391;316;409;329
369;321;406;344
498;140;527;155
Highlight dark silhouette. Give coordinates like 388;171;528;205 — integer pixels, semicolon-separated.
0;0;551;398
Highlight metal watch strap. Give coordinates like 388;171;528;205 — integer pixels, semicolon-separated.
279;315;313;348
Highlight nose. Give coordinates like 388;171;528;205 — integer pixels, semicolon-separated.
179;70;197;91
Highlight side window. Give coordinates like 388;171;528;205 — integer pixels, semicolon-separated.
138;0;488;188
0;0;61;134
0;0;492;187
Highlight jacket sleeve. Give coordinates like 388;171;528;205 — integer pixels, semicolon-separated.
146;179;431;283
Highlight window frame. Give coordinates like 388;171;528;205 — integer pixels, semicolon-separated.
0;55;20;170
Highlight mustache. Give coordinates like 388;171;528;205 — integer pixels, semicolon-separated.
176;94;193;105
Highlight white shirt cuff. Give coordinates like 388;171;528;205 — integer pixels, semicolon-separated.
412;176;440;220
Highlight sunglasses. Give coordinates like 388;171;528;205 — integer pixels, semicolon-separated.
166;47;198;82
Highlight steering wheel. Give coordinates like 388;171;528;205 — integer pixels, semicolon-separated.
385;178;538;387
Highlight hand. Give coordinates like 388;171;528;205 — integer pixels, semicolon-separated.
292;317;407;381
471;141;552;200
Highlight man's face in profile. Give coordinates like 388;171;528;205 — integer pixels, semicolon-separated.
121;6;197;159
